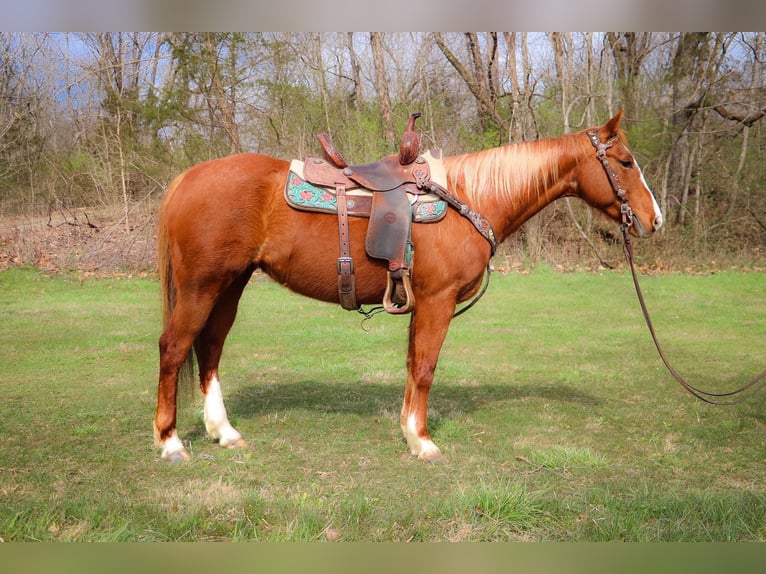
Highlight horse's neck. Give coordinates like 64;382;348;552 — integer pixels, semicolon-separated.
444;136;582;242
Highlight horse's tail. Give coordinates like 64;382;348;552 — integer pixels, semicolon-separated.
158;175;195;394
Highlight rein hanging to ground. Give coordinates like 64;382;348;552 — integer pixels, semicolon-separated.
620;226;766;405
587;128;766;405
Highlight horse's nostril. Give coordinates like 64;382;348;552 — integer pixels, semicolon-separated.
654;215;663;229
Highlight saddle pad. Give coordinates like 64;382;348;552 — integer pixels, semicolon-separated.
285;160;447;223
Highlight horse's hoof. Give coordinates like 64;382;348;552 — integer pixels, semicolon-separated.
418;450;447;464
222;438;247;449
163;449;191;463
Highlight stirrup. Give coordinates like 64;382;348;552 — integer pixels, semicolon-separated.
383;270;414;314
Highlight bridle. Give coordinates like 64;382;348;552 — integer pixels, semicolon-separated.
587;129;635;234
588;129;766;405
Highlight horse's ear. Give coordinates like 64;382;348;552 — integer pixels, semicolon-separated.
599;109;624;140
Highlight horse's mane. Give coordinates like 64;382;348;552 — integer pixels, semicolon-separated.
443;129;619;207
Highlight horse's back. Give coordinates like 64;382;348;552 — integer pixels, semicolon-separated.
164;153;287;209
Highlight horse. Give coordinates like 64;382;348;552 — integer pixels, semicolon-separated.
154;110;663;462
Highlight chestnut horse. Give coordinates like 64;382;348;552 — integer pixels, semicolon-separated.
154;111;662;462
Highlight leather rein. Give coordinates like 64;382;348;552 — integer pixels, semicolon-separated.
588;129;766;405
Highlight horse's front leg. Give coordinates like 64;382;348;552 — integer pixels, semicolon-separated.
401;299;455;462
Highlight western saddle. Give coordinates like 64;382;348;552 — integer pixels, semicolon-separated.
288;113;497;315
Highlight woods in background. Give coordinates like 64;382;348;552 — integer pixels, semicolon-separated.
1;32;765;267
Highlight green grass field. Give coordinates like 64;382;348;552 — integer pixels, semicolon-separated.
1;266;765;541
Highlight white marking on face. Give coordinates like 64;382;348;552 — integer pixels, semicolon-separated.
204;375;242;447
635;158;663;229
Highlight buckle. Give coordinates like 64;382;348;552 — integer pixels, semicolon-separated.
337;257;354;274
620;201;634;228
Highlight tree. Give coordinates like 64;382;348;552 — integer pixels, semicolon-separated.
707;33;766;230
605;32;653;125
663;32;736;227
434;32;510;142
369;32;395;148
164;33;254;160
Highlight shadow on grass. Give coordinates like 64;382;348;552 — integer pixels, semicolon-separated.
224;377;603;421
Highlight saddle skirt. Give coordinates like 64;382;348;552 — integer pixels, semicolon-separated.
284;150;448;223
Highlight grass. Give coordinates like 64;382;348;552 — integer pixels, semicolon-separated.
1;265;765;541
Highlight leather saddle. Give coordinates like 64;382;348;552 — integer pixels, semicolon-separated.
293;113;432;314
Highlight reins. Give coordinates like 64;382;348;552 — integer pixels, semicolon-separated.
621;225;766;405
588;129;766;405
424;178;496;318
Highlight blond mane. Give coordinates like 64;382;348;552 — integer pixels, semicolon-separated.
443;133;590;208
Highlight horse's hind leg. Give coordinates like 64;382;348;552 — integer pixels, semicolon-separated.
194;271;253;450
155;291;218;462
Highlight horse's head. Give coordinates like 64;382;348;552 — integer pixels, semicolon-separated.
578;110;663;237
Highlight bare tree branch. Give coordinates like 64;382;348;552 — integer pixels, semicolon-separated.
713;103;766;127
433;33;509;133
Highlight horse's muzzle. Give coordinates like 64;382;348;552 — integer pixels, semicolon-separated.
632;213;662;237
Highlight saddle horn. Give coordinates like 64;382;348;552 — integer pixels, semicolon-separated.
399;112;422;165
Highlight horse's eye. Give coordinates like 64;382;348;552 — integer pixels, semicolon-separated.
619;159;633;168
